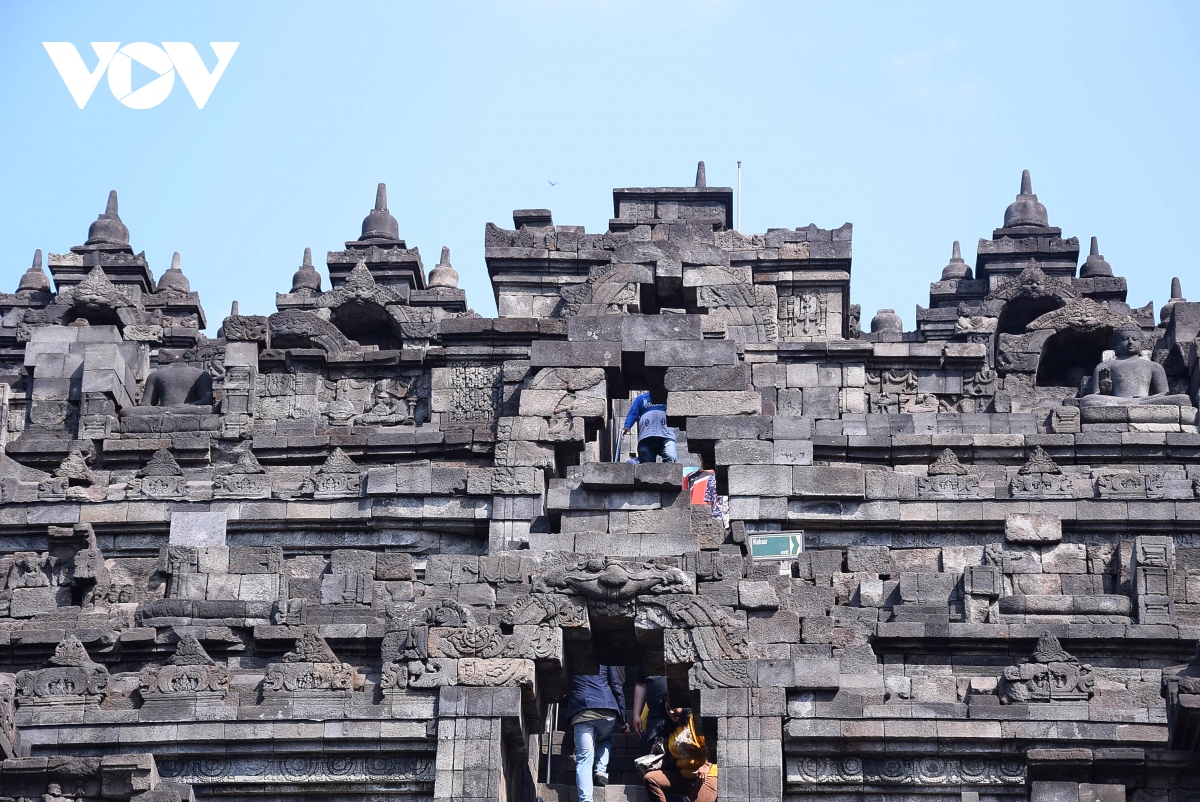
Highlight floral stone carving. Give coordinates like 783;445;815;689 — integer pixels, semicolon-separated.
213;445;270;499
999;632;1095;704
313;447;363;499
918;449;986;499
139;635;229;709
457;658;534;688
138;448;185;498
14;634;110;709
264;631;364;694
1009;446;1072;498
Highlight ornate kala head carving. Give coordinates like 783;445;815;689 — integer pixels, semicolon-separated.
318;259;404;308
1026;298;1133;333
70;266;133;312
985;261;1079;305
532;556;694;601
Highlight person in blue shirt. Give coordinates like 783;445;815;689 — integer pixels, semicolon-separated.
622;389;677;464
566;664;628;800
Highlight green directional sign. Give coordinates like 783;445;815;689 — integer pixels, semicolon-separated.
749;533;804;560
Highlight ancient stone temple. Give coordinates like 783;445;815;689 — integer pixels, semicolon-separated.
1;167;1198;802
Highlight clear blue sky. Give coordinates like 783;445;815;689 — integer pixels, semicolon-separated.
2;1;1198;330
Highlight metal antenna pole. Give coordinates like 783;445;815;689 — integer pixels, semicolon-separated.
736;158;742;232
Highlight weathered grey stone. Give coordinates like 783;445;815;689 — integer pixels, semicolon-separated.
667;391;761;417
738;580;780;611
1005;513;1062;543
792;466;864;498
168;511;227;547
0;169;1188;802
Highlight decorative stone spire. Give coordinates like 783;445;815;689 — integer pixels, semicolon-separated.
928;448;969;476
870;308;903;333
55;448;94;486
284;630;341;663
1002;169;1049;228
290;247;322;294
139;449;182;478
344;259;378;292
318;447;361;475
1162;276;1187;324
940;240;972;280
1018;446;1061;475
85;190;130;246
72;265;127;308
49;634;97;667
156;252;192;293
695;161;707;188
360;182;400;242
170;634;216;666
427;246;460;289
16;249;51;294
1079;236;1113;278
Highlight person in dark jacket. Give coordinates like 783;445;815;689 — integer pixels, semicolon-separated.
622;389;676;464
565;664;627;801
627;666;669;751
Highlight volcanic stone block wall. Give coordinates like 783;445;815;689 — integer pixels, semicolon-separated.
0;170;1198;802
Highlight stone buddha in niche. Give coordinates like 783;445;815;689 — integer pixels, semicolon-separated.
1080;323;1193;407
122;351;214;416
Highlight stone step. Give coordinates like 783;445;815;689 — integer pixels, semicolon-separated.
537;783;649;802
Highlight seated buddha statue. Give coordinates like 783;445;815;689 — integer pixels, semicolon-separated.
1079;323;1193;407
121;352;214;416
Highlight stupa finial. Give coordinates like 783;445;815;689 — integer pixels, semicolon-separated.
1079;236;1113;278
17;249;51;294
291;246;322;294
360;183;400;242
941;240;972;280
1162;276;1187;324
156;251;191;293
428;245;459;289
1002;169;1048;228
85;189;130;247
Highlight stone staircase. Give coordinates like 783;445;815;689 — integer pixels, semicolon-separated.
536;783;649;802
536;723;653;802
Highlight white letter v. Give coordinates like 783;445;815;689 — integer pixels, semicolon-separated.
163;42;239;109
43;42;119;109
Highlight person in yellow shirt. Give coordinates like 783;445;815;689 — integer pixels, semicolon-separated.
642;703;718;802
